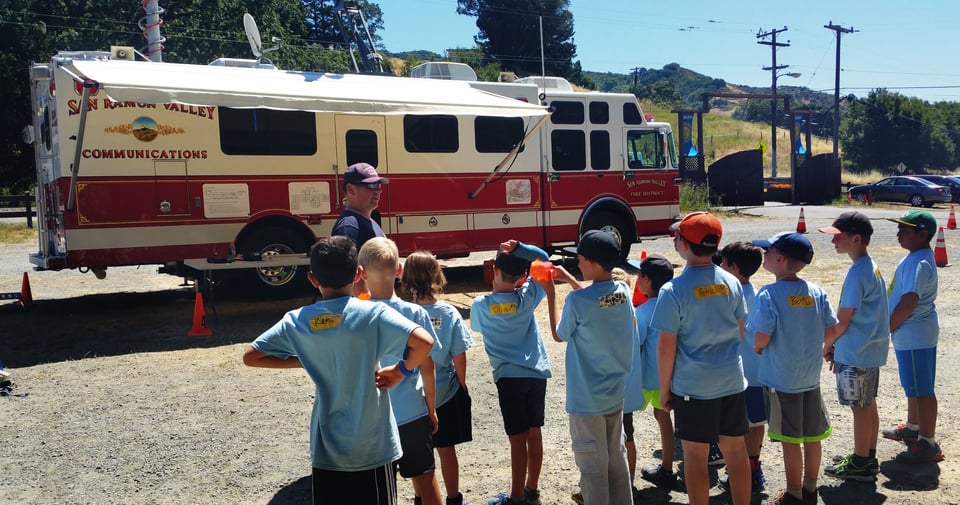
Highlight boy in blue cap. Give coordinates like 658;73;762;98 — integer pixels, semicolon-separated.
882;210;943;463
750;232;838;505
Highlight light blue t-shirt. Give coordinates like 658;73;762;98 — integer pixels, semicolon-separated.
650;264;746;399
251;297;418;471
739;283;761;386
557;279;635;416
421;301;474;407
749;280;839;393
626;298;657;411
887;248;939;351
836;255;890;367
471;279;552;381
376;297;442;426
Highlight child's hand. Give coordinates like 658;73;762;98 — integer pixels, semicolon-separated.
659;394;672;412
499;240;518;253
553;265;583;289
375;364;404;390
823;344;836;371
428;411;439;434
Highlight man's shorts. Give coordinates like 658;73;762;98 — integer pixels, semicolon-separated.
766;386;832;444
641;389;663;412
671;391;748;443
895;348;937;398
744;385;767;426
495;377;547;436
395;415;436;478
433;383;473;448
623;412;635;443
835;363;880;407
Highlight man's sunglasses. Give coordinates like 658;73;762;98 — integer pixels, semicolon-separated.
358;182;382;190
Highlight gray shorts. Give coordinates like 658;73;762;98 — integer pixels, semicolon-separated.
766;386;831;444
835;363;879;407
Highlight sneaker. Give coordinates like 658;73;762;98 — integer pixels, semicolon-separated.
707;443;725;467
802;488;818;505
717;465;766;493
823;455;876;481
639;463;678;490
487;493;520;505
761;491;803;505
523;488;540;505
882;423;919;443
896;438;945;463
828;453;880;475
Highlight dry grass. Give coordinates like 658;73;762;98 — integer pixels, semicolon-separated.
0;222;34;243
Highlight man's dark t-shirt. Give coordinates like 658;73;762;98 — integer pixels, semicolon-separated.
331;208;385;249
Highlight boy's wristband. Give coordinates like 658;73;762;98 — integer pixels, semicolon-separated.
398;360;415;377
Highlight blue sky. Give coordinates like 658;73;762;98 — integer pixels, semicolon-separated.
378;0;960;103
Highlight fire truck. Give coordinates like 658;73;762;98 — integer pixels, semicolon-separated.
25;52;679;297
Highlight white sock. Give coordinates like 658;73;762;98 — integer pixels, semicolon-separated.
905;422;920;431
918;434;936;445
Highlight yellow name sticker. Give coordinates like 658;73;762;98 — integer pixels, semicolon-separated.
310;313;343;331
693;284;729;299
490;302;518;315
430;317;443;330
788;295;815;308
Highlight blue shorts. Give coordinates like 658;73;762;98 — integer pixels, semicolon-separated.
744;385;767;426
895;348;937;397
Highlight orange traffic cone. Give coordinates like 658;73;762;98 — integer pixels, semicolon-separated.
187;291;213;336
949;205;957;230
17;272;32;307
934;226;950;267
847;191;852;205
796;207;808;234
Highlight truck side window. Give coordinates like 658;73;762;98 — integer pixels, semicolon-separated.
623;103;643;125
404;115;459;153
551;130;585;171
550;101;584;125
590;131;610;170
219;108;317;156
475;116;525;153
345;129;378;167
626;130;663;169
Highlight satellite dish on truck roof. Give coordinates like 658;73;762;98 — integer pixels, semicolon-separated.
243;13;262;58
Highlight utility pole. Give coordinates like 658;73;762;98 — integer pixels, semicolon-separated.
758;27;790;178
825;22;856;165
631;67;641;95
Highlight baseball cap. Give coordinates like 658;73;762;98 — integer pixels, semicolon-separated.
818;211;874;236
343;162;389;188
753;231;814;264
669;211;722;247
493;250;531;277
886;210;937;233
562;229;622;270
627;254;674;286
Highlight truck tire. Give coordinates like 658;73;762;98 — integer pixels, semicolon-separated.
582;210;634;262
237;227;310;299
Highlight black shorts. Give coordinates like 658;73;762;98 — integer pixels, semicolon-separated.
672;391;749;443
395;415;436;478
433;384;473;448
312;464;396;505
495;377;547;436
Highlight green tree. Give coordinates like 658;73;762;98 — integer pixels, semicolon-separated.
456;0;582;85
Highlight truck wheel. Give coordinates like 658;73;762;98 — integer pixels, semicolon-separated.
582;210;634;262
237;227;310;299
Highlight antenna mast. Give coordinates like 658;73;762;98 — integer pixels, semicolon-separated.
139;0;165;62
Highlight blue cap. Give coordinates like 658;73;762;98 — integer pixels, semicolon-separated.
752;232;814;264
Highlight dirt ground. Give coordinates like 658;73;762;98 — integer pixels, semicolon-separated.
1;212;959;505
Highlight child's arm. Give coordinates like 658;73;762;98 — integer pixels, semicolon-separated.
823;324;839;371
829;308;854;346
657;330;677;412
453;352;467;388
420;356;439;434
375;326;435;390
242;345;303;368
889;292;919;333
552;264;583;290
753;331;770;355
536;276;562;342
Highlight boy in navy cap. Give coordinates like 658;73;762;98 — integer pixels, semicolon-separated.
818;212;889;481
749;232;838;505
882;210;943;463
539;229;637;504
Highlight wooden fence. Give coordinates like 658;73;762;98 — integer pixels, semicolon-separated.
0;192;35;228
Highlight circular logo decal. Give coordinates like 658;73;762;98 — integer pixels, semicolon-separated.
132;117;159;142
